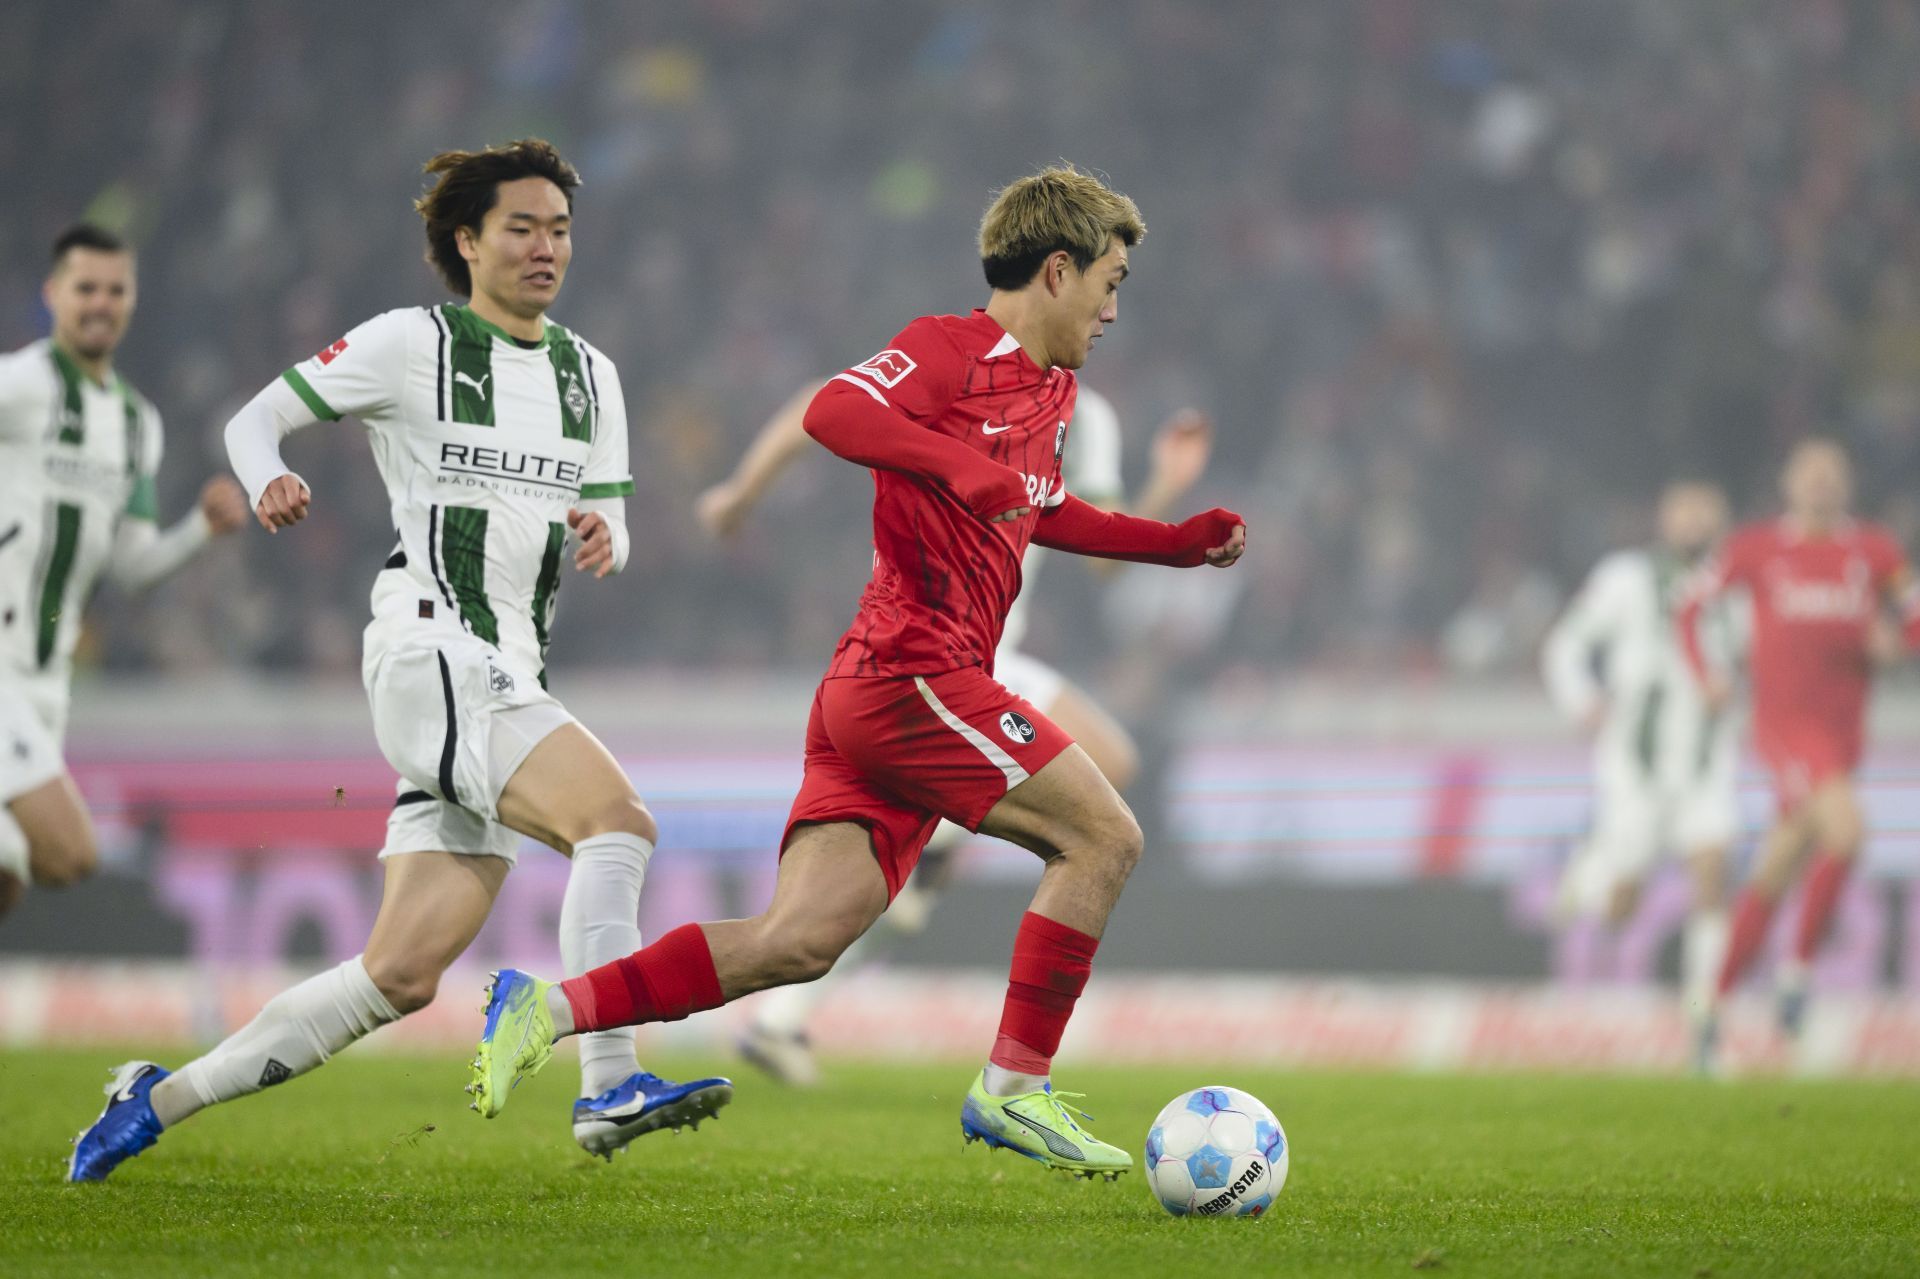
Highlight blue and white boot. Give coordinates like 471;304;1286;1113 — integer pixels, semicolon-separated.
571;1070;734;1160
68;1061;169;1183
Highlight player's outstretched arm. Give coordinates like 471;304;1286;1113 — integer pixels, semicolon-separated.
224;377;323;533
696;380;825;538
802;379;1032;523
1032;493;1245;568
107;477;248;589
1540;559;1620;733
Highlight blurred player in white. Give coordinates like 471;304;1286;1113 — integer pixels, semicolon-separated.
0;224;246;921
69;141;727;1182
1542;480;1741;1054
697;382;1213;1083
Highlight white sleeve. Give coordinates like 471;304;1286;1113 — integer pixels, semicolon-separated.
225;310;410;508
279;310;410;423
107;508;212;589
576;349;632;573
224;377;320;510
1541;557;1623;722
1066;386;1125;503
0;348;49;444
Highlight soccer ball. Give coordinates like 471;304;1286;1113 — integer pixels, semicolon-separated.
1144;1085;1287;1218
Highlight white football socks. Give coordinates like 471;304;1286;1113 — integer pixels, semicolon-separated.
1682;909;1730;1022
149;955;400;1128
561;832;652;1098
0;808;29;884
982;1064;1049;1097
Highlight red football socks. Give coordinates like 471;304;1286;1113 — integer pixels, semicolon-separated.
989;911;1101;1075
560;923;724;1032
1716;888;1778;997
1793;852;1853;963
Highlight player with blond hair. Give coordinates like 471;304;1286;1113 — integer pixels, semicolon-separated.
472;166;1246;1180
699;383;1213;1084
68;140;728;1182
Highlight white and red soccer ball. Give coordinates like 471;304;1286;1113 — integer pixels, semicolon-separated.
1144;1085;1288;1218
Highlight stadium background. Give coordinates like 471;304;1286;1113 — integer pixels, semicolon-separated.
6;0;1920;1075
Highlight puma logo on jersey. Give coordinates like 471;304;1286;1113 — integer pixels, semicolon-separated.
454;371;491;400
981;420;1012;435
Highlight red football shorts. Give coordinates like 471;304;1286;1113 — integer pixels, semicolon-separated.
780;668;1075;899
1756;718;1862;814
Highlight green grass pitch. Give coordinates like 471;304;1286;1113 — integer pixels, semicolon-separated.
3;1048;1917;1277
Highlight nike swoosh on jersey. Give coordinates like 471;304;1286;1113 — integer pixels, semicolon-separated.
981;420;1012;435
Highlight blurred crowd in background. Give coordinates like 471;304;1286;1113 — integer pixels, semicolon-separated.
7;0;1920;694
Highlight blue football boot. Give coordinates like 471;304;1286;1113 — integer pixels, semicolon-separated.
571;1070;734;1160
68;1061;169;1183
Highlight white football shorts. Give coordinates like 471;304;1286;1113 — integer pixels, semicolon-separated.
364;629;572;864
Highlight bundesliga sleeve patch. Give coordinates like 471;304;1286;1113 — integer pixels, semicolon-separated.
850;349;917;388
314;337;349;366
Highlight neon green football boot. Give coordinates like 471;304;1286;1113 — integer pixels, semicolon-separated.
466;969;556;1119
959;1070;1133;1180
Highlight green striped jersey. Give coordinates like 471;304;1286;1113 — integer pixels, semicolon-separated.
0;338;163;720
281;306;633;677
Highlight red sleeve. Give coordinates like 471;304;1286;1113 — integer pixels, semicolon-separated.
1676;529;1753;685
1869;529;1920;649
803;325;1029;520
1031;493;1245;567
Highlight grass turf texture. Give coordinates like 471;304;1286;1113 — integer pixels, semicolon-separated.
2;1050;1916;1277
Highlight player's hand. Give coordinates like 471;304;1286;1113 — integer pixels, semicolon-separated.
695;480;750;539
254;474;311;533
1148;409;1213;497
568;507;616;578
200;475;249;536
1204;523;1246;567
1579;701;1608;738
1701;674;1734;713
989;505;1033;524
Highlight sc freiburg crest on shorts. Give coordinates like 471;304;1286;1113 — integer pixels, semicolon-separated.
999;710;1037;745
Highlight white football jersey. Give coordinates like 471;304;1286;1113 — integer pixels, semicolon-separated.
999;385;1125;654
1542;547;1746;788
281;306;632;678
0;339;163;726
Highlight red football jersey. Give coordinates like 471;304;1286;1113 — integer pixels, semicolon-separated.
1680;518;1909;737
824;310;1077;677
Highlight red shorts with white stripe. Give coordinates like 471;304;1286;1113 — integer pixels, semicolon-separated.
779;669;1074;899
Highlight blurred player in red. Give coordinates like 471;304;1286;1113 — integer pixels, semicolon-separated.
470;166;1246;1180
1678;439;1920;1060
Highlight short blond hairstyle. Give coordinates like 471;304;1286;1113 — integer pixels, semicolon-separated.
978;165;1145;290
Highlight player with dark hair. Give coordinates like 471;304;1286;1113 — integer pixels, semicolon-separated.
0;225;247;920
1543;480;1741;1061
471;165;1246;1181
67;141;729;1181
1679;439;1920;1062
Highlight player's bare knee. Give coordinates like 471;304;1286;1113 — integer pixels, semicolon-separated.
30;833;98;887
1094;806;1145;876
363;957;437;1014
558;793;658;853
